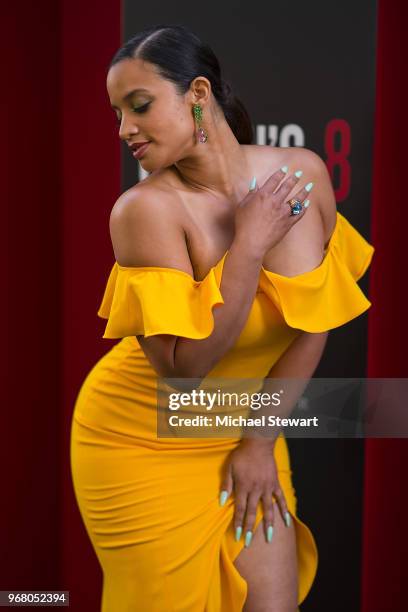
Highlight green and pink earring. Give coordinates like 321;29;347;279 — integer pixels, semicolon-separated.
193;103;208;143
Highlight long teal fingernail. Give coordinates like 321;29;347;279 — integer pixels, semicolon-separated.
267;525;274;543
304;199;310;208
280;165;288;173
305;181;314;192
294;169;303;177
235;526;242;541
249;176;257;191
285;511;291;527
245;530;253;547
219;490;229;506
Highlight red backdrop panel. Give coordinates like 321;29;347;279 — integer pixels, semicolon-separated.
361;0;408;610
60;1;121;609
2;0;61;591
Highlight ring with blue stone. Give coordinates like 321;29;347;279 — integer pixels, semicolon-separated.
288;198;303;216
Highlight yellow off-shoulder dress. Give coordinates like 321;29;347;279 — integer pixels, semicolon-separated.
70;211;374;611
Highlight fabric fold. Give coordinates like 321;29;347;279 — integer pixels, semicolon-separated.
97;262;226;339
259;212;375;332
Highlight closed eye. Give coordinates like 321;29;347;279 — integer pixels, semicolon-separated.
115;102;151;125
133;102;151;114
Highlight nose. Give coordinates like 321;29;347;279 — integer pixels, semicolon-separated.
118;113;140;142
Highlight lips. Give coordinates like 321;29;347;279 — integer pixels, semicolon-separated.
130;141;150;152
130;141;151;159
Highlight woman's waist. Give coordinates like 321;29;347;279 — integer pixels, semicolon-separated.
86;332;299;393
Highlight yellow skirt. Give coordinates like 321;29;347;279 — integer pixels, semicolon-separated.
70;337;318;611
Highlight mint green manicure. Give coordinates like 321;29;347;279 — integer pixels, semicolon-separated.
245;530;253;547
294;169;303;177
219;490;228;506
235;526;242;541
249;176;257;191
267;525;274;543
280;165;288;173
285;511;291;527
305;181;314;192
304;199;310;208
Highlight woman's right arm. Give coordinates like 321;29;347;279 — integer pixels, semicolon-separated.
173;234;264;378
109;169;310;379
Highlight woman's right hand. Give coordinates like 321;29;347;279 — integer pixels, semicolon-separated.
234;168;312;259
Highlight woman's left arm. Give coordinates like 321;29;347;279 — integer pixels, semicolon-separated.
239;145;337;449
241;329;329;448
218;331;329;546
219;149;335;545
239;146;337;447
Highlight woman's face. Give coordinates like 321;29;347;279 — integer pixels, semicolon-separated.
107;58;198;172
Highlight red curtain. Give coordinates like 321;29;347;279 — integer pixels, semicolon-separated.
2;1;120;609
361;0;408;610
2;0;62;590
59;1;121;610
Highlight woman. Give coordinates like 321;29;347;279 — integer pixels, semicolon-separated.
70;24;375;611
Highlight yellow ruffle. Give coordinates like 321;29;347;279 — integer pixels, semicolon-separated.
97;263;225;339
97;211;374;338
259;212;375;332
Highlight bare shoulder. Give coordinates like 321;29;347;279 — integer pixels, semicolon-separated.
285;147;337;240
110;176;174;228
254;145;338;276
244;144;337;243
108;176;193;274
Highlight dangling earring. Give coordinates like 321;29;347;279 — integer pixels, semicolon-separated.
193;103;208;143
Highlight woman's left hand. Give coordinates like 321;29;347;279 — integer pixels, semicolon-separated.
219;438;291;547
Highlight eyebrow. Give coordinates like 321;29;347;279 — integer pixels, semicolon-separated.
110;88;150;109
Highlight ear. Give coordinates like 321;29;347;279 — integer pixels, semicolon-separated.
189;76;212;107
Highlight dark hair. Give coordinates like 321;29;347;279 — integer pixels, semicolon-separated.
109;24;253;145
